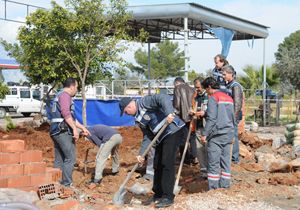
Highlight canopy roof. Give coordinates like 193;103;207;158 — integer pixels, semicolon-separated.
0;58;19;69
127;3;269;42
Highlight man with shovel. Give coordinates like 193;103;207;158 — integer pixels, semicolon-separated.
82;124;123;188
119;94;185;208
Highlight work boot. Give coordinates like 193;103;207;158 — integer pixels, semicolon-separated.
111;171;119;176
143;195;161;206
155;198;174;208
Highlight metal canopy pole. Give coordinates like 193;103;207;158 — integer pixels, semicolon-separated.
184;17;189;82
147;41;151;95
262;38;267;126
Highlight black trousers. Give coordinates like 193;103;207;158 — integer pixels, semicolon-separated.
153;128;184;200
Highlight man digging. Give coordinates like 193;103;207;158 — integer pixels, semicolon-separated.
119;95;185;208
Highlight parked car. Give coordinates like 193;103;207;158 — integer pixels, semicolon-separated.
0;86;43;118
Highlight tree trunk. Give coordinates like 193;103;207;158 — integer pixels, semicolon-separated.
81;82;87;126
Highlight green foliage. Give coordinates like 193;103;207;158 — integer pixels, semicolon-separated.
0;82;9;99
188;70;205;82
131;40;184;79
5;116;16;131
275;30;300;91
1;0;147;125
237;65;280;97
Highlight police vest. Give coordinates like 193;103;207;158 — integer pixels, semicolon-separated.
49;91;75;136
135;100;185;144
226;80;243;97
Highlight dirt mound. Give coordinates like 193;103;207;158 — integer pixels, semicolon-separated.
240;132;272;149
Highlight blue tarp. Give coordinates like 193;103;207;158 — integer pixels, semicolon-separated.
74;99;135;126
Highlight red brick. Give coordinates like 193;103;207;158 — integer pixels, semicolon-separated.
0;152;20;164
45;167;62;182
0;164;23;176
52;200;80;210
23;162;46;175
0;175;31;188
30;174;49;186
20;150;43;163
0;140;25;152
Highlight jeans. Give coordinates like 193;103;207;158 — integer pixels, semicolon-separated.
232;121;240;163
52;132;76;186
94;134;122;181
153;128;183;200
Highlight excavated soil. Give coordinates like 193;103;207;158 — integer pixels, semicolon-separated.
0;124;300;209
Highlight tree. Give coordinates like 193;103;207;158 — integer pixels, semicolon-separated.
188;70;205;82
238;65;280;97
131;40;184;80
0;70;9;99
275;30;300;90
1;0;146;125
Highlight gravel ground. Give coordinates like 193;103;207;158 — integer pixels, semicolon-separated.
123;192;282;210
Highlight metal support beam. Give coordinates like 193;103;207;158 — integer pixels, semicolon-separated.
184;17;189;82
147;41;151;95
262;38;267;126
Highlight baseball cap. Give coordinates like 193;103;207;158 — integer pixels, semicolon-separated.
119;97;133;116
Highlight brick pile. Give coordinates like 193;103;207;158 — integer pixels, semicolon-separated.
0;139;61;191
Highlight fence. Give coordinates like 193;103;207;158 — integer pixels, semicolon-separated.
86;81;300;125
244;97;299;125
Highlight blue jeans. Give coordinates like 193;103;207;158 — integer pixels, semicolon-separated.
232;113;242;163
51;132;76;186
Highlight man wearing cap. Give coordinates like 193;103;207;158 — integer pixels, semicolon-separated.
82;124;123;187
119;94;185;208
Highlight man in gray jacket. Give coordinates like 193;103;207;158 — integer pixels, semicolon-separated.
200;77;235;190
222;65;243;164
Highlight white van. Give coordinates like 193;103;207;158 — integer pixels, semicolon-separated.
0;86;42;118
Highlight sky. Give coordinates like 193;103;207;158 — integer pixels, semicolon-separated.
0;0;300;82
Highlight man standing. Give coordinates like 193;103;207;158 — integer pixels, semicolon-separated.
212;54;229;89
173;77;197;164
222;65;243;164
193;78;208;176
200;77;235;190
49;78;90;187
83;125;123;187
119;94;185;208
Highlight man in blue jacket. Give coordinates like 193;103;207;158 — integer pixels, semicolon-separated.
119;94;185;208
83;125;123;187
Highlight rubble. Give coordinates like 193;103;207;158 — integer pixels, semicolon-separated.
272;136;286;149
239;143;252;160
255;152;289;172
288;158;300;171
240;163;264;172
240;132;264;149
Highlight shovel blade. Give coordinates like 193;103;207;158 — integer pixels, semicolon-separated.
112;187;127;205
173;185;182;195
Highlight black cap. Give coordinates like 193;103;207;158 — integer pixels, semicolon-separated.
119;97;133;116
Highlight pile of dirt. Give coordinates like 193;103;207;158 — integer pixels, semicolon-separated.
1;123;300;209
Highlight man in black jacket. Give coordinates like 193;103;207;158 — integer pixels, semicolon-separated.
222;65;243;164
173;77;198;164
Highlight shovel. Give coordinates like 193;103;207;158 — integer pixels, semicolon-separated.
173;121;193;195
112;122;169;205
173;102;198;195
